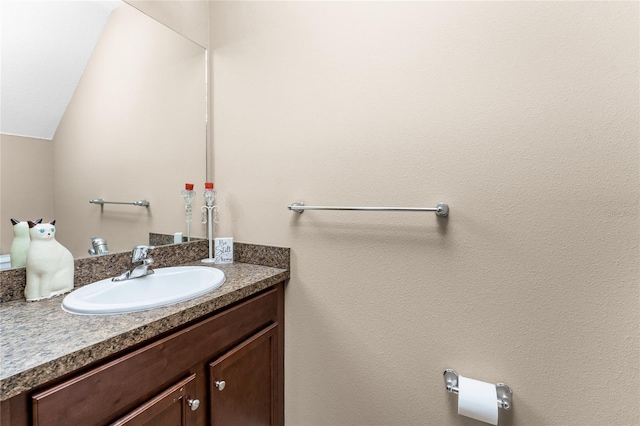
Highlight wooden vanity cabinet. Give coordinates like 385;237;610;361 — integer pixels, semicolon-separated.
1;283;284;426
210;324;279;425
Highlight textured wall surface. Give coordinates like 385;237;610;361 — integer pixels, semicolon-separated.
210;1;639;425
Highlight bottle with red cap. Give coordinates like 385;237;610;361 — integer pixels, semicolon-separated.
181;183;195;241
182;183;195;204
204;182;216;206
201;182;217;263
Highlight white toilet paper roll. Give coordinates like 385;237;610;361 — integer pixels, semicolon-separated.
458;375;499;425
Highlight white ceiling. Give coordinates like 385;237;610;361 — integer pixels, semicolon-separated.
1;0;122;140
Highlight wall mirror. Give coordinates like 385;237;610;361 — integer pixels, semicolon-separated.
0;0;207;267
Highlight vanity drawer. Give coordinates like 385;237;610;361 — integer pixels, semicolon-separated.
31;288;278;426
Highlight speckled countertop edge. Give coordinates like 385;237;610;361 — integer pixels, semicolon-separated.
0;240;290;303
0;261;289;401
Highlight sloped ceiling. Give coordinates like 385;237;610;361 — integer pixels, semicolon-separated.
1;0;121;140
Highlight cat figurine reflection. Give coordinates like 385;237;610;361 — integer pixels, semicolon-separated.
25;220;74;301
10;218;42;268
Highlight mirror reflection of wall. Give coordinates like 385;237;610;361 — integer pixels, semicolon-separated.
0;1;207;260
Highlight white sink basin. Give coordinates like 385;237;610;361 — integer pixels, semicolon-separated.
62;266;225;315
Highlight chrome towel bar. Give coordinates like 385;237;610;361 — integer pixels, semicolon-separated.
90;198;150;207
288;201;449;217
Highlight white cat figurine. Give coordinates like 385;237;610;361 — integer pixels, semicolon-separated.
25;220;74;301
10;218;39;268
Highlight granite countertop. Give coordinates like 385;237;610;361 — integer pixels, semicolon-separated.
0;260;289;401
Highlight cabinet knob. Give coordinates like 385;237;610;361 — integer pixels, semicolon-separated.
187;398;200;411
215;380;226;391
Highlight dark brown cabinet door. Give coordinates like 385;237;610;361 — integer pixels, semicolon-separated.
209;324;278;426
111;374;198;426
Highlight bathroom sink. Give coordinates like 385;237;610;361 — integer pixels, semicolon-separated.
62;266;225;315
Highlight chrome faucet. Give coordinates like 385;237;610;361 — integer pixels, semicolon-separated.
88;237;109;256
112;245;155;282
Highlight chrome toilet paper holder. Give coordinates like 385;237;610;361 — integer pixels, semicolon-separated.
443;369;513;410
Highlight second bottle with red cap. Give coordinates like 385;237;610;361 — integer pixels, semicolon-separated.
204;182;216;206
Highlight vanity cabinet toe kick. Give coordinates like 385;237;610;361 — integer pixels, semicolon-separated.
1;283;285;426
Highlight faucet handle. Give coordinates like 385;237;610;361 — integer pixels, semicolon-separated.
131;245;155;262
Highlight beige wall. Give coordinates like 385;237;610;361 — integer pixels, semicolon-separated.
210;1;639;425
0;135;54;253
125;0;209;49
52;3;206;257
121;1;211;177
